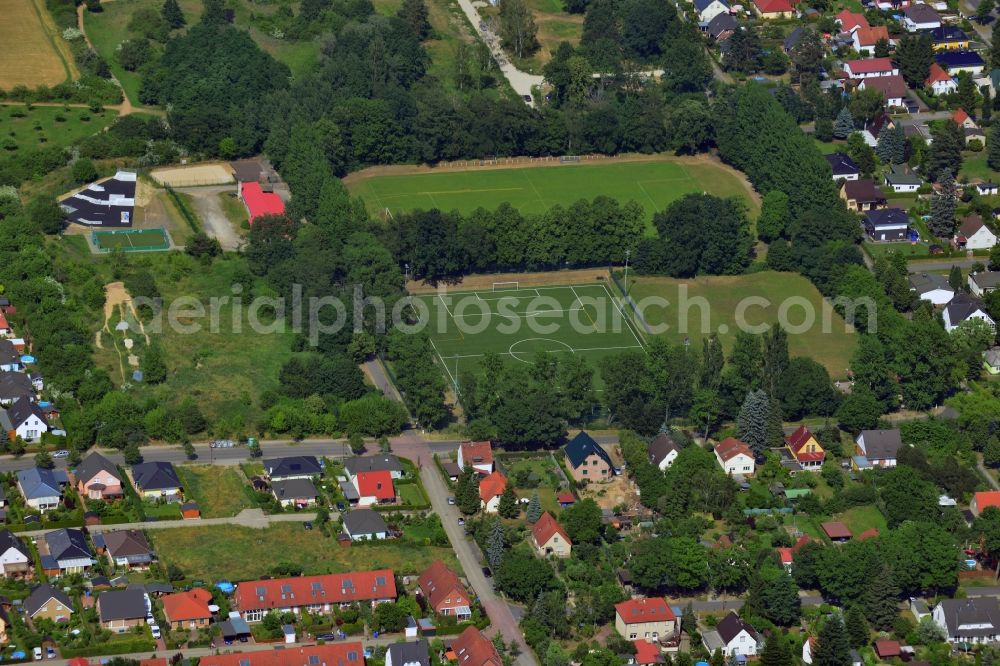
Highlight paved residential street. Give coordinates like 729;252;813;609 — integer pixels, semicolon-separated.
906;257;983;273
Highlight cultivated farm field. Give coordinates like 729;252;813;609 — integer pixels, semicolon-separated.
628;272;858;379
0;0;71;88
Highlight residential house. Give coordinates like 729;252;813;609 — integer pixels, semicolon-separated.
853;25;891;55
784;426;825;470
976;182;999;195
103;530;155;570
884;164;922;193
954;108;978;129
40;528;94;576
715;437;755;476
835;9;869;32
936;51;985;75
954;215;998;250
4;397;48;443
0;371;33;406
843;57;899;79
352;471;395;506
73;452;124;501
162;587;213;631
827;153;861;181
971;490;1000;516
694;0;730;22
564;431;615;483
648;433;682;470
0;530;33;578
479;471;507;513
457;441;494;475
0;340;20;372
909;272;955;305
782;26;806;53
342;509;389;541
386;640;430;666
234;570;396;622
864;207;911;241
344;454;404;480
985;346;1000;375
928;25;969;50
702;612;763;657
98;589;147;632
453;627;503;666
943;294;996;333
753;0;793;17
615;598;678;644
841;179;887;211
926;62;957;94
0;313;10;338
418;561;472;619
199;644;364;666
854;429;903;468
932;598;1000;643
16;467;68;512
903;3;941;30
707;12;737;40
970;271;1000;296
130;461;182;500
24;583;73;622
263;456;322;481
966;125;987;146
271;478;319;508
822;521;853;541
530;512;573;558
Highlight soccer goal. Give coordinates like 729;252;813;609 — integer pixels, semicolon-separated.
492;281;519;292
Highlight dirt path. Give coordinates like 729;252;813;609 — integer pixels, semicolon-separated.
176;185;243;251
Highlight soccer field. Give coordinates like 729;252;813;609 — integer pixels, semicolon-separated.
347;158;758;230
93;228;170;252
414;282;645;390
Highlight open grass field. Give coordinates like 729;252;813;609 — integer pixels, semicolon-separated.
832;505;887;536
0;0;72;88
346;156;759;232
148;523;461;581
960;151;997;182
628;272;858;379
175;465;251;518
93;228;170;251
0;105;118;152
416;282;644;389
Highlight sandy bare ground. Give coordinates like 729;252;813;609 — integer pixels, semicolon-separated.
102;282;151;382
177;185;242;251
151;163;234;187
406;268;612;293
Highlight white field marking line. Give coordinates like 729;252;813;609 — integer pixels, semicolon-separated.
475;289;541;301
429;337;460;390
444;306;585;320
569;284;601;330
414;285;587;299
436;293;465;341
635;181;660;210
600;281;646;349
438;343;644;361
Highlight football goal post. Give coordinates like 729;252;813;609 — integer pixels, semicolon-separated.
492;281;519;292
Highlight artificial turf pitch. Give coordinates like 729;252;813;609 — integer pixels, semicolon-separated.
93;228;169;252
414;283;645;389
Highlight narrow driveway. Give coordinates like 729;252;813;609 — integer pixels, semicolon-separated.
978;454;1000;490
177;185;243;251
452;0;543;101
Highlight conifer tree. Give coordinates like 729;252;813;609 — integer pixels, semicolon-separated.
526;492;543;523
929;169;958;238
486;519;507;571
834;107;854;139
162;0;186;28
498;485;519;518
864;564;900;631
760;632;793;666
813;616;850;666
737;389;770;457
845;606;869;649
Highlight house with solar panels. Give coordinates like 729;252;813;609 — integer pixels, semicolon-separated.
59;171;137;227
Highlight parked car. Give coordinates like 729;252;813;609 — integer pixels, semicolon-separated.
151;626;161;640
46;648;55;660
335;502;346;512
447;496;455;505
481;566;492;578
458;517;465;526
303;522;313;531
33;647;42;661
52;450;69;458
316;633;337;641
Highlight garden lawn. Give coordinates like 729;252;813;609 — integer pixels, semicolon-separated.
175;465;251;518
398;483;427;506
833;505;887;536
501;455;565;513
960;151;997;182
148;523;460;581
0;105;117;152
628;272;858;379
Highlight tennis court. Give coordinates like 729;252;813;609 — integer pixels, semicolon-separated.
412;282;646;391
92;228;170;252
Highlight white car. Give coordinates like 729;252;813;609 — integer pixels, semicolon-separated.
52;450;70;458
151;625;161;640
33;647;42;661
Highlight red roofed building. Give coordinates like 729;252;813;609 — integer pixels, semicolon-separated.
479;471;507;513
926;63;957;94
162;587;212;630
240;181;285;224
418;560;472;619
557;492;576;506
778;547;794;571
953;108;977;128
139;660;168;666
531;512;572;558
0;313;11;338
875;640;901;658
836;9;869;31
714;437;755;476
234;570;396;622
634;640;664;665
452;626;502;666
353;470;395;506
857;528;880;541
853;25;890;54
199;643;365;666
821;521;852;541
754;0;793;17
615;598;678;644
457;441;494;475
843;58;899;79
785;426;825;470
972;491;1000;516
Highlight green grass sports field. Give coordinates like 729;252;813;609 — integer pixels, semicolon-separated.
415;282;645;389
347;158;758;231
93;228;169;251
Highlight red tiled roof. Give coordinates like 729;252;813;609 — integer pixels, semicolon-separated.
857;528;880;541
875;640;901;657
845;57;895;74
926;63;952;84
755;0;794;13
793;535;814;551
418;560;469;611
821;522;852;539
460;441;493;467
836;8;869;30
0;313;9;331
479;471;506;504
356;470;395;500
162;587;212;623
557;492;575;504
975;491;1000;512
234;570;396;612
199;643;365;666
139;660;168;666
954;108;971;125
778;547;794;565
616;597;676;624
855;24;889;46
785;426;826;463
634;640;664;665
452;626;502;666
241;181;285;223
531;512;572;548
715;437;753;462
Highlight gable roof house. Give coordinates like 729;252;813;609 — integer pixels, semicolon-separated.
986;346;1000;375
16;467;67;512
40;528;94;576
24;583;73;622
707;12;738;40
131;461;182;500
342;508;389;541
784;426;825;470
954;215;998;250
352;470;396;506
453;626;503;666
0;530;33;578
864;208;910;241
976;182;998;195
73;452;124;501
0;312;10;339
936;50;986;75
60;171;137;227
234;570;397;622
841;179;888;211
97;588;147;632
836;8;868;32
929;25;969;51
457;441;494;475
0;371;33;406
418;561;472;619
909;272;955;306
970;271;1000;297
971;491;1000;516
479;471;507;513
4;397;48;444
826;153;860;181
943;294;997;333
694;0;730;23
715;437;755;476
933;598;1000;643
564;431;616;483
854;429;903;468
843;57;899;79
271;478;320;508
648;433;683;470
702;612;763;657
0;340;20;372
199;643;364;666
103;529;155;570
162;587;213;630
531;512;573;558
884;164;923;193
853;25;891;55
264;456;323;481
387;640;430;666
344;454;404;480
904;3;941;30
925;62;957;94
615;598;679;647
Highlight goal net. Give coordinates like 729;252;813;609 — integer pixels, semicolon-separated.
492;281;519;292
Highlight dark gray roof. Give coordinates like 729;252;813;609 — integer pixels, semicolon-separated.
264;456;322;479
16;467;68;500
0;372;33;402
826;153;859;177
343;508;388;536
74;452;121;485
271;478;318;500
344;455;403;477
946;293;991;326
784;26;806;51
60;171;136;228
219;616;252;637
886;165;923;186
44;528;91;562
648;434;682;466
0;341;18;367
6;396;45;429
908;272;953;295
937;598;1000;638
971;272;1000;290
131;461;181;491
103;529;152;558
904;3;941;21
98;588;147;622
708;13;737;39
565;432;614;470
229;159;263;183
858;429;902;461
0;530;29;559
865;207;909;228
387;640;430;666
716;612;760;645
24;583;73;617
